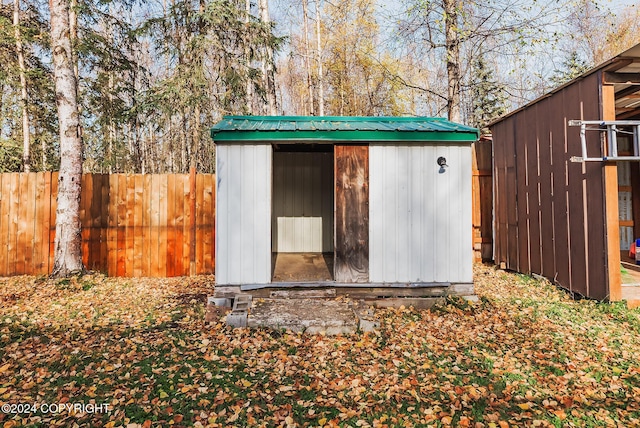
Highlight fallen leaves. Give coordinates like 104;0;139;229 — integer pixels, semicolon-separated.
1;266;640;426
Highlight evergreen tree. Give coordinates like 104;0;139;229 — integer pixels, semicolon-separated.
470;55;507;134
0;1;57;172
550;51;590;87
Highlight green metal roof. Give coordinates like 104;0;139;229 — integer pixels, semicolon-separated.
210;116;479;143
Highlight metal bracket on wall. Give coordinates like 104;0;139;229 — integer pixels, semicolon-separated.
569;120;640;162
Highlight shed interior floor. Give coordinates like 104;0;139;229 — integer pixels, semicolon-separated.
272;253;334;282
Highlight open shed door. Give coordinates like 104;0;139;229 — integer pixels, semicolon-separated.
334;144;369;282
272;150;334;253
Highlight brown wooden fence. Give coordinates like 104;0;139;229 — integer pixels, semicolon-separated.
472;137;493;262
0;170;215;277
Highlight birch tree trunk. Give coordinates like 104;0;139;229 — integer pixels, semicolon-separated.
50;0;84;277
443;0;461;122
14;0;30;172
315;0;324;116
245;0;254;114
302;0;314;115
258;0;277;115
69;0;78;79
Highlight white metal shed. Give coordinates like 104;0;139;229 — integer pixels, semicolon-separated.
210;116;479;299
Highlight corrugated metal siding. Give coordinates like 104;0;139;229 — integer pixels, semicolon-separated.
216;144;272;285
369;144;473;283
492;71;609;299
272;152;333;252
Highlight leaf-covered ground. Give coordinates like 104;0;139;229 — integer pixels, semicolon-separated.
1;265;640;427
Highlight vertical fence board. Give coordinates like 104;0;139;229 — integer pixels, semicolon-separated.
202;175;213;273
125;175;135;277
42;172;52;275
90;174;103;271
38;171;52;275
189;169;197;275
210;174;216;272
15;174;27;274
107;175;118;276
23;174;36;274
149;174;160;277
8;174;20;274
158;175;168;277
174;175;185;276
80;174;91;270
183;174;191;276
166;174;176;277
195;174;205;274
33;172;46;274
90;173;100;270
49;173;58;270
472;139;493;262
142;174;152;276
99;174;109;273
33;172;44;274
0;174;7;275
133;175;143;277
116;174;127;276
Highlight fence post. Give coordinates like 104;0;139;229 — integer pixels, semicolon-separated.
190;167;197;275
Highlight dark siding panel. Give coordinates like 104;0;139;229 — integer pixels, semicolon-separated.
564;82;588;295
492;125;501;264
546;87;571;288
536;102;556;279
335;144;369;282
515;109;530;273
583;74;608;299
525;106;542;274
490;71;608;300
493;121;508;266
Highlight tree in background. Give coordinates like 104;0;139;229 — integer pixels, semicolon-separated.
603;4;640;60
549;50;590;87
2;0;640;175
132;0;281;173
13;0;30;171
468;54;507;134
0;1;57;172
50;0;84;277
323;0;403;115
279;0;403;116
546;0;640;95
398;0;573;122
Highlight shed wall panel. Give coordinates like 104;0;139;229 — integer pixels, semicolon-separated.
491;71;609;300
272;152;333;252
370;144;472;283
216;144;272;285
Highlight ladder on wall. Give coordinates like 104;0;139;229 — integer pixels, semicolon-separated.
569;120;640;162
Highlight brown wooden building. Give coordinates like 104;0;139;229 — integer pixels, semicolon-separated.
491;43;640;306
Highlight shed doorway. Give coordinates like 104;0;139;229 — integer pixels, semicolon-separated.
271;144;334;282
